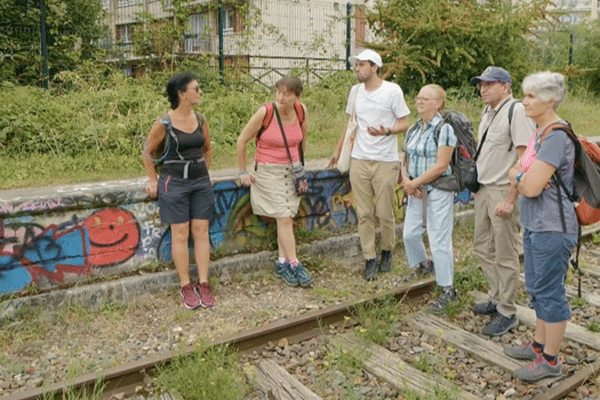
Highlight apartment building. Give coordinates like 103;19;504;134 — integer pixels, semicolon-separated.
101;0;373;81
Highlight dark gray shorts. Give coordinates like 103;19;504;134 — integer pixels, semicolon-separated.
158;174;214;224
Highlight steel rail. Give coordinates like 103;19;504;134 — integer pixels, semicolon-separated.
7;280;434;400
8;222;600;400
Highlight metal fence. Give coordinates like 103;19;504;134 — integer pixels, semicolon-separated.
103;0;366;85
3;0;368;87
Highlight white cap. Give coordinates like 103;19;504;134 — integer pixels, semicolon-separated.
348;49;382;68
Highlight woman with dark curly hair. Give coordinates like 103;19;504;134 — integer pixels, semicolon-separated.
142;72;215;310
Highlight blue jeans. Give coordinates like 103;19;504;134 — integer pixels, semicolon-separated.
403;188;454;287
523;229;577;323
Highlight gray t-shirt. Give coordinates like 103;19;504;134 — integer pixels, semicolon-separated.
520;127;578;234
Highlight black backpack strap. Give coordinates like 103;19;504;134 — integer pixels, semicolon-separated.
571;225;583;298
507;100;518;152
553;174;568;234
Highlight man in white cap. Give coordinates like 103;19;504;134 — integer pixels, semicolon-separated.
469;66;535;336
329;49;410;281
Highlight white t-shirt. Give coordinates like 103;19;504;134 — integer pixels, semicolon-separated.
345;81;410;162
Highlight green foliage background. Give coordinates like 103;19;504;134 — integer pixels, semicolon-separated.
1;0;600;190
0;0;107;85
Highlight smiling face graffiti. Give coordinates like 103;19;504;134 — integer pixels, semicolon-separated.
82;208;140;266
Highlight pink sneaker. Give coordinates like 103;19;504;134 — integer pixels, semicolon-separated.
180;282;202;309
196;282;216;308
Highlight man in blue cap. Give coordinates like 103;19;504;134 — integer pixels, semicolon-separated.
469;66;535;336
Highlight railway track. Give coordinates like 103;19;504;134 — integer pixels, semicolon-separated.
5;224;600;400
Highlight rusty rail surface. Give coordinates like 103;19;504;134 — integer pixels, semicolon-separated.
8;222;600;400
8;280;434;400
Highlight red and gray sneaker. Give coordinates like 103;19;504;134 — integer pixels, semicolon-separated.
180;282;202;309
196;282;216;308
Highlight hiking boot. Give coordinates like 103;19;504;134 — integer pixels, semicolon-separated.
291;261;313;287
473;300;497;316
363;258;378;281
196;282;215;308
515;355;562;382
410;259;434;280
378;250;392;273
275;260;299;287
505;341;543;361
180;282;202;309
481;313;518;336
428;287;457;313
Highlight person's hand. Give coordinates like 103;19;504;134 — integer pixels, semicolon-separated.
402;179;422;199
493;199;514;218
146;180;158;198
327;149;340;168
367;126;386;136
240;172;255;187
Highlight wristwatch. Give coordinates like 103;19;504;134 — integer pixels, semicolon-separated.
385;128;393;136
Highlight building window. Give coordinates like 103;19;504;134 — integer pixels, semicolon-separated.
117;24;133;44
223;7;234;34
102;0;110;9
118;0;143;7
185;13;211;53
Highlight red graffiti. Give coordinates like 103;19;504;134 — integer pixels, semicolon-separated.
81;208;140;266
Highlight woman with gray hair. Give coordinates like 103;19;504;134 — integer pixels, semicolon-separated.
505;71;577;381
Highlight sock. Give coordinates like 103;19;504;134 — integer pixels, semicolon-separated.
278;257;287;264
542;352;558;365
532;340;545;353
290;258;299;267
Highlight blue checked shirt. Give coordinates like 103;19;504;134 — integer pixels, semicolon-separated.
405;113;457;179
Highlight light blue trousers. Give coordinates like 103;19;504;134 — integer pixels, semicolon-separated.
403;188;454;287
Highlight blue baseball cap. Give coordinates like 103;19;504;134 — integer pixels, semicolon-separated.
470;66;512;85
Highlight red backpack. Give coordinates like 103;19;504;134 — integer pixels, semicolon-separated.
256;102;305;142
540;122;600;227
540;122;600;297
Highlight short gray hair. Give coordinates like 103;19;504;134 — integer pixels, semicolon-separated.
522;71;567;110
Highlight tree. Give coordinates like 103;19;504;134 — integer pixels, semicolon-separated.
364;0;555;93
0;0;107;86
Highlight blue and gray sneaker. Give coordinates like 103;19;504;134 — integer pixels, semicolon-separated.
291;261;313;287
275;260;299;286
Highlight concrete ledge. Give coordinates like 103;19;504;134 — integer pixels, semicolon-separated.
1;209;475;320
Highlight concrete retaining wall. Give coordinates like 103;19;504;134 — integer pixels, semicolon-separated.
0;161;406;296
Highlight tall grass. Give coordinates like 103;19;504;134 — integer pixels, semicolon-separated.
1;71;598;190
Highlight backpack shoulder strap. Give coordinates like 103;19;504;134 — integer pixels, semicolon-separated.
256;103;274;142
194;111;205;128
507;100;520;151
294;102;305;125
508;101;518;126
539;122;574;144
159;113;171;126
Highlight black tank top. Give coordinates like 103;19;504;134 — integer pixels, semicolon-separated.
161;123;208;179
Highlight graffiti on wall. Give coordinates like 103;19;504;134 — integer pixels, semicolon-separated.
0;169;407;295
0;208;140;294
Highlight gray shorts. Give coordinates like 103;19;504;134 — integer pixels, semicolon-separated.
158;174;214;224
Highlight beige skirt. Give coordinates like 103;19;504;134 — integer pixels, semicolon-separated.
251;163;300;218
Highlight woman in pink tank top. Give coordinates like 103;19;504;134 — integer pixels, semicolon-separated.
236;76;313;288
